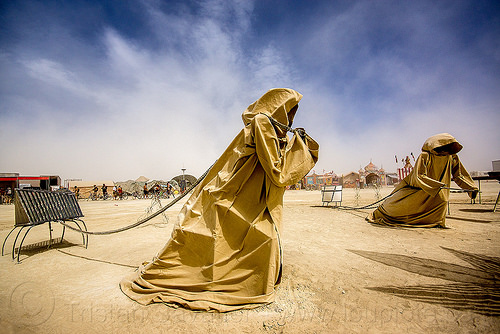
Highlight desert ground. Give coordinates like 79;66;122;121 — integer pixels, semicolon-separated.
0;181;499;333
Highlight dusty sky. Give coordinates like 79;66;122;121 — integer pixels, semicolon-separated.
1;0;499;182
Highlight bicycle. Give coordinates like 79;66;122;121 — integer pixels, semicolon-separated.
87;192;99;201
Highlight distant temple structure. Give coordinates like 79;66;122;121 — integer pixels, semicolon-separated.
301;161;398;190
361;160;386;186
342;160;388;188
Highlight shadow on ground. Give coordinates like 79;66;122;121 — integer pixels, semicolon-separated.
349;247;500;316
3;238;82;262
459;208;496;214
447;215;492;223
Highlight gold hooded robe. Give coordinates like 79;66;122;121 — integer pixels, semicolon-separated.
367;133;477;228
120;88;319;312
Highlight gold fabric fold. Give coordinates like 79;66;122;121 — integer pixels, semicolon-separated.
121;88;319;311
367;133;477;228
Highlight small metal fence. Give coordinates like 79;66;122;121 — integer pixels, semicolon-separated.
2;189;88;262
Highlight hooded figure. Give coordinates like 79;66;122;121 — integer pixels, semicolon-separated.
120;88;319;312
367;133;477;228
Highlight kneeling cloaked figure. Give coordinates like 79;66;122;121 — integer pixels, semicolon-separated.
120;88;319;312
367;133;478;228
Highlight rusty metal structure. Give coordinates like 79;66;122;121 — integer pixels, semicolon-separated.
2;189;88;262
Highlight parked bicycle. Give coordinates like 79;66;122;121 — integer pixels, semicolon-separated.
87;192;112;201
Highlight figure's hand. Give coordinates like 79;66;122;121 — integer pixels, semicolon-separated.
295;128;306;140
471;189;479;200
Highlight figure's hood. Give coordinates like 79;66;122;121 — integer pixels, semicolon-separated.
242;88;302;130
421;133;463;155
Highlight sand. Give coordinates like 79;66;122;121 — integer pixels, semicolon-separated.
0;182;499;333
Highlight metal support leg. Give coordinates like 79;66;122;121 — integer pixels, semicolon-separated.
77;219;89;248
11;226;26;260
70;220;86;247
478;180;482;204
60;223;66;243
2;227;18;256
494;191;500;213
16;226;35;263
61;219;88;248
48;221;53;248
77;219;89;249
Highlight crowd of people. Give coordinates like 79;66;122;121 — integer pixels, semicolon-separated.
0;187;13;204
1;176;185;204
70;182;177;201
143;182;175;199
85;184;123;200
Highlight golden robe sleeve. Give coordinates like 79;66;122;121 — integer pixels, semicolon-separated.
451;154;478;198
408;152;445;197
252;114;319;187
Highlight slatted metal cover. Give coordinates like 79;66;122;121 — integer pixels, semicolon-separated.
321;185;342;204
14;189;83;226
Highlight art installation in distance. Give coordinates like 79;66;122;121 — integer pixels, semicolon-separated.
120;88;319;312
367;133;478;228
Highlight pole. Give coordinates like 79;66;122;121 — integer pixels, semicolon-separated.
181;168;186;194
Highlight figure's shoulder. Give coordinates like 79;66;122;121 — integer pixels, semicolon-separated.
253;113;270;122
418;151;430;161
250;113;273;128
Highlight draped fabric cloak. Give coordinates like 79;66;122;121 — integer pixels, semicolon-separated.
367;133;477;228
120;88;319;312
